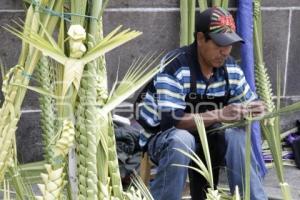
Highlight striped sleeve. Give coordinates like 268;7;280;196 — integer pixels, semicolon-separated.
154;60;187;131
227;64;257;103
155;73;186;110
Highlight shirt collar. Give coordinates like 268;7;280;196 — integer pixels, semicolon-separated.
186;42;223;82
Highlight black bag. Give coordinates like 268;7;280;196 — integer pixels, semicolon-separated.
292;137;300;169
114;122;142;180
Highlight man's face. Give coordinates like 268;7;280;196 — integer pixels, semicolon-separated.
197;32;232;68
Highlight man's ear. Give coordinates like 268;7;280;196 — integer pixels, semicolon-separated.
196;32;205;46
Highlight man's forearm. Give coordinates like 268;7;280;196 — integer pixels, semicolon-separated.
175;110;221;131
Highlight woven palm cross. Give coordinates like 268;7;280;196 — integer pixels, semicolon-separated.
4;23;141;98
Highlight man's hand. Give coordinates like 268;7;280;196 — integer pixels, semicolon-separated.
219;103;248;123
218;101;266;123
246;100;266;117
176;101;267;130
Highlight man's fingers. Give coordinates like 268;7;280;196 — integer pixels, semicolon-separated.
247;101;267;115
222;101;268;121
247;101;265;109
249;105;264;113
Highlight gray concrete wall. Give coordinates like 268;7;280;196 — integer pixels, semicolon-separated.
0;0;300;162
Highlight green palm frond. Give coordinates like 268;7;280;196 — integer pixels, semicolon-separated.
180;0;195;46
0;58;5;81
4;23;142;98
198;0;208;12
82;26;142;64
253;1;292;199
70;0;88;25
173;115;215;190
3;23;67;64
212;0;221;7
18;4;33;65
3;179;11;200
233;186;241;200
100;52;177;114
244;118;252;200
221;0;229;9
129;173;154;200
180;0;188;46
206;188;221;200
194;115;214;187
4;24;142;67
19;160;46;172
172;148;210;181
11;83;61;99
7;166;35;200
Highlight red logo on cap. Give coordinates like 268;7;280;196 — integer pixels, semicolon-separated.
218;15;236;32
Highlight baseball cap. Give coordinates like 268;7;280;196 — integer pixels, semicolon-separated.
196;7;244;46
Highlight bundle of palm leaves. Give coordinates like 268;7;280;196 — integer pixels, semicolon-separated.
0;0;176;199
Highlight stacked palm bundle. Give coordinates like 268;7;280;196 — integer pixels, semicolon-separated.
0;0;177;199
0;2;64;197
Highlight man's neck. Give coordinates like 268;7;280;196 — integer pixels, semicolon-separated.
198;56;214;79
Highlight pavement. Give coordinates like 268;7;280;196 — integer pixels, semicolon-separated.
263;166;300;200
182;166;300;200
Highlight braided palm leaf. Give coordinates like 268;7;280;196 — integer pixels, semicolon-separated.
206;188;221;200
88;2;108;105
106;116;123;198
0;118;17;181
254;64;275;113
1;65;22;99
36;120;75;200
75;61;100;200
253;1;275;118
99;181;110;200
36;164;66;200
72;11;108;195
88;4;111;197
36;56;57;161
87;4;110;195
53;120;75;157
0;65;23;181
123;187;147;200
95;32;109;106
97;115;110;199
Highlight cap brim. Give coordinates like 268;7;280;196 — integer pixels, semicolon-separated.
209;32;244;46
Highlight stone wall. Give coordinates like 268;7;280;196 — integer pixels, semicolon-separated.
0;0;300;162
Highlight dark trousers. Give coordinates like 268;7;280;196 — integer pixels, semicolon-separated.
188;131;227;200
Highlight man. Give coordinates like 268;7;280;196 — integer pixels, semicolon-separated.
136;7;267;200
